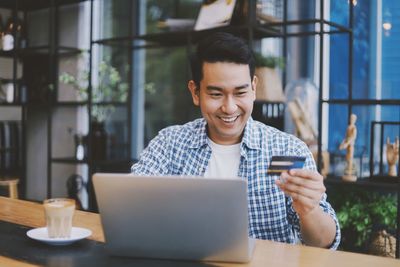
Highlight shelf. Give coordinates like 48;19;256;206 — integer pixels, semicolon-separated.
51;157;88;164
48;101;128;107
325;175;400;191
0;0;87;11
0;50;16;58
24;101;91;109
0;168;22;177
266;19;351;33
0;148;20;152
23;46;85;57
0;102;25;107
259;18;352;38
51;157;135;166
0;78;22;83
322;99;400;105
92;25;282;48
92;102;128;106
92;18;351;48
91;159;135;166
51;101;88;107
0;46;84;58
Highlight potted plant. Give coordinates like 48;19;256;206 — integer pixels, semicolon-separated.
330;188;397;256
59;60;128;122
253;52;285;102
59;60;128;160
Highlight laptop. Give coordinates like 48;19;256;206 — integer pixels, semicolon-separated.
93;173;255;263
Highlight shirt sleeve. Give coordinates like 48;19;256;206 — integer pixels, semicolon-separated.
286;139;341;249
131;129;171;175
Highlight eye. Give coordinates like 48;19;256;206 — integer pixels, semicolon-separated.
236;91;247;96
209;93;222;97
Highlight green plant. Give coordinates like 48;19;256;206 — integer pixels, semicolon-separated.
333;190;397;248
59;60;128;122
253;52;285;69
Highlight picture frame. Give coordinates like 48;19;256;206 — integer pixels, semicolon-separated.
369;121;400;179
194;0;237;31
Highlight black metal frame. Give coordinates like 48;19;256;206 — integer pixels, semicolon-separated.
369;121;400;178
84;0;137;211
44;0;136;211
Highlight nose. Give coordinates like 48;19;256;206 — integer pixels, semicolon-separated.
221;96;238;114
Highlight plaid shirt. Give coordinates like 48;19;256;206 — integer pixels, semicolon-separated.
131;118;340;249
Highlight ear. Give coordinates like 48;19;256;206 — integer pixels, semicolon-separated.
251;75;258;101
188;80;200;106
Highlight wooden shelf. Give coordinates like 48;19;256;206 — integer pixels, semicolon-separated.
325;175;400;191
322;99;400;105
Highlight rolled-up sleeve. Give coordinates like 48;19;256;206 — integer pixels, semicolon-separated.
131;129;171;175
287;138;341;249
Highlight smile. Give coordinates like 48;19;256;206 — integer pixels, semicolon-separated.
219;116;239;123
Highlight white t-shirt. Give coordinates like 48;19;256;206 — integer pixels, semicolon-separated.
204;138;241;179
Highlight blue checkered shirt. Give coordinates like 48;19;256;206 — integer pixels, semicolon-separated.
131;117;340;249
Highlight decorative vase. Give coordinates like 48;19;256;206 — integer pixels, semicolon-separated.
74;133;87;160
90;121;107;160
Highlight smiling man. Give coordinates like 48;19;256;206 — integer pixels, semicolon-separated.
131;32;340;249
188;62;255;145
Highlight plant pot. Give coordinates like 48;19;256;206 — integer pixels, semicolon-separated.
369;230;396;258
90;121;107;160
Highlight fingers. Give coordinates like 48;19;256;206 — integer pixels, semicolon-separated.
287;169;324;182
275;169;325;216
276;177;324;201
275;170;325;201
280;172;323;190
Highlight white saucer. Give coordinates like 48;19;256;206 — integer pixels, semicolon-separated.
26;227;92;245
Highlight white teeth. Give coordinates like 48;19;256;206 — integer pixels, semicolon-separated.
220;116;238;122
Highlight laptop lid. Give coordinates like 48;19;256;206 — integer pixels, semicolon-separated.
93;173;254;263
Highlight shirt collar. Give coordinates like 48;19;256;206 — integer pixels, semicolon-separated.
241;117;262;151
189;118;209;149
189;117;262;151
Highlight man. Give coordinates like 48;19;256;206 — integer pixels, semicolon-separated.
131;32;340;249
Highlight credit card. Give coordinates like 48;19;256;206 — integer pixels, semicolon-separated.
267;156;306;174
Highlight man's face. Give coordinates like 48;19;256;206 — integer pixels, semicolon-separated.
188;62;257;145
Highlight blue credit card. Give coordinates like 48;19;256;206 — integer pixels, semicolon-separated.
267;156;306;174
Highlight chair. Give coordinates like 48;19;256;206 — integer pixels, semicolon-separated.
0;178;19;199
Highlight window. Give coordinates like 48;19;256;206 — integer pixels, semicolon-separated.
329;0;400;176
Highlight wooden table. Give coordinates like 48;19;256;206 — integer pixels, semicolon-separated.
0;197;399;267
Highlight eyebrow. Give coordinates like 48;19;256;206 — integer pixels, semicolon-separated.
206;84;249;91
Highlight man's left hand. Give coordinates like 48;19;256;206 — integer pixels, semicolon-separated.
275;169;325;217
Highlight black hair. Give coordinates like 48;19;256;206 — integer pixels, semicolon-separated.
190;32;255;88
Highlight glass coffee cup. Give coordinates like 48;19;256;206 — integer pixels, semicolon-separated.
43;198;76;238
